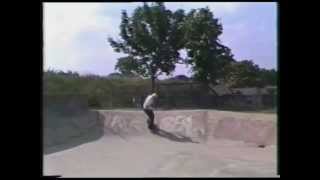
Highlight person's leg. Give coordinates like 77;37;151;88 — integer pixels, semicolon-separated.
149;110;155;128
143;109;153;128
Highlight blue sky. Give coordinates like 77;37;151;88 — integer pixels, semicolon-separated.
44;2;277;78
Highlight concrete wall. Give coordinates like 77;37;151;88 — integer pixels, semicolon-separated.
96;110;277;146
206;110;277;146
43;107;276;153
43;95;104;154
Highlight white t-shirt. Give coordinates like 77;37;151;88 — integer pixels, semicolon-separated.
143;94;156;110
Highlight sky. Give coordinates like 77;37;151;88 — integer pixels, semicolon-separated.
43;2;277;79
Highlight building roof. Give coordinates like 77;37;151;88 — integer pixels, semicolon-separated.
232;87;273;95
208;84;233;96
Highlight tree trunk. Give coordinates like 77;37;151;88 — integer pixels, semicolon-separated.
151;75;156;93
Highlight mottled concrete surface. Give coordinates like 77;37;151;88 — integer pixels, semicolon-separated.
43;110;278;177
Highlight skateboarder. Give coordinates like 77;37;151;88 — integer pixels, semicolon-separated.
143;93;158;131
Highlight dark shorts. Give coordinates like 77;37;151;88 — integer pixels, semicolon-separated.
143;109;155;128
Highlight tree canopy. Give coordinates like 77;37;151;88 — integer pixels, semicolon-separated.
183;7;235;85
224;60;277;88
108;2;186;92
108;3;277;91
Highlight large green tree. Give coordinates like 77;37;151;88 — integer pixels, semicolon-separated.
183;7;235;85
222;60;277;88
225;60;264;88
108;2;186;92
259;68;277;86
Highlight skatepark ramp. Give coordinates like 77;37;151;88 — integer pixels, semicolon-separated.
44;106;276;154
43;95;104;154
97;110;277;146
43;109;277;177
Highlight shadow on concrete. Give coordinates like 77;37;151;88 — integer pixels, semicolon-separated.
43;94;105;155
151;128;199;144
44;125;104;155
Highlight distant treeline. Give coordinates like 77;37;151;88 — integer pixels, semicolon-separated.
43;68;276;108
43;70;152;108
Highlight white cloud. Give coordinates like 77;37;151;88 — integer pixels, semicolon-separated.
166;2;243;16
43;2;244;76
43;3;122;74
44;2;276;76
203;2;243;14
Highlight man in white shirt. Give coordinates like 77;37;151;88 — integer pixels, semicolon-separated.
143;93;158;131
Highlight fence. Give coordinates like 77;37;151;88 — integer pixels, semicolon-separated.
148;94;276;110
43;81;277;111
